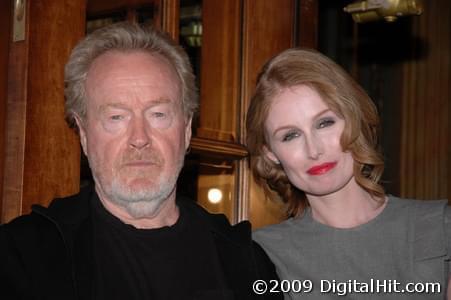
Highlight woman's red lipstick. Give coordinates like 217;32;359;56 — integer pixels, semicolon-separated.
307;162;337;175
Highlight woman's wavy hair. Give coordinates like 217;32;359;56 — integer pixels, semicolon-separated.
246;48;384;217
64;22;198;129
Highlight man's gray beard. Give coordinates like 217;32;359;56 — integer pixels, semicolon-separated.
91;156;184;219
108;172;179;218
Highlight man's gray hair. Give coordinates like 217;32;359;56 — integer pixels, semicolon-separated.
64;22;198;128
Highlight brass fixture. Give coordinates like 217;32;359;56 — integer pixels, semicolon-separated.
344;0;423;23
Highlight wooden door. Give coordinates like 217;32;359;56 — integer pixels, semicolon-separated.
1;0;86;224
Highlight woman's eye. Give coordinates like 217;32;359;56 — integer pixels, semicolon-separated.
282;131;299;142
317;118;335;129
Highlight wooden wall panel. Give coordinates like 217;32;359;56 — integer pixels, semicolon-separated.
400;0;450;200
297;0;318;48
241;0;296;226
2;0;86;223
22;1;85;214
0;0;12;221
241;0;296;124
197;0;241;142
87;0;155;14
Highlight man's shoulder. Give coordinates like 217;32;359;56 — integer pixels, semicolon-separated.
1;185;93;234
178;198;252;247
42;185;93;224
177;199;282;299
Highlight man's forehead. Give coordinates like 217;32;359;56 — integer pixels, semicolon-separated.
85;50;182;105
88;50;178;77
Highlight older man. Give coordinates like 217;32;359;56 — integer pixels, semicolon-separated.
0;22;281;300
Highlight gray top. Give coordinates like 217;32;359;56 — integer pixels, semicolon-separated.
254;196;451;299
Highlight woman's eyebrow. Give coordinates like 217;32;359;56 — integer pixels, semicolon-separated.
271;108;332;137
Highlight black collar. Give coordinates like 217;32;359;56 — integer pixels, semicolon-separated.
31;184;252;248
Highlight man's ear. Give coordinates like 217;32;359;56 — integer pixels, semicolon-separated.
263;145;280;165
74;114;88;156
184;117;192;151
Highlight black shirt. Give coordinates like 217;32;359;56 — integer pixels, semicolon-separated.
91;195;231;299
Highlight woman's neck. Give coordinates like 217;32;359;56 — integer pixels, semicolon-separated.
306;178;387;229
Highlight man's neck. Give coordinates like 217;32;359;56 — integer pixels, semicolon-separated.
96;187;180;229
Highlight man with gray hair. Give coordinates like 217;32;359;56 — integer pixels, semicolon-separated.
0;22;281;300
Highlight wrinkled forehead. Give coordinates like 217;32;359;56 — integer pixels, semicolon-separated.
85;50;183;107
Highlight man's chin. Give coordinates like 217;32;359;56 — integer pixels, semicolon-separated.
108;183;176;219
123;178;158;190
112;185;160;202
109;176;176;203
119;167;162;179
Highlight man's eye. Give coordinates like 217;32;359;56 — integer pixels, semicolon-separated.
282;131;299;142
110;115;124;121
317;119;335;129
152;112;166;118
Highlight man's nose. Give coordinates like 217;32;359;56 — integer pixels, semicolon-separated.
304;134;323;160
128;117;151;149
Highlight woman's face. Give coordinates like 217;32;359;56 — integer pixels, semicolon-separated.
264;85;355;197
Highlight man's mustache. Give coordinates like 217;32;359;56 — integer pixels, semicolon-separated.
119;149;163;166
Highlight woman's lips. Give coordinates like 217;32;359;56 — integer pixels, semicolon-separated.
307;162;337;175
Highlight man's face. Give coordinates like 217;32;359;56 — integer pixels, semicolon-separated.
78;50;191;218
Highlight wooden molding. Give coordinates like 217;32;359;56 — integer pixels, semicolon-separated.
196;127;236;143
190;136;248;160
0;0;12;221
160;0;179;40
1;0;30;223
87;0;156;17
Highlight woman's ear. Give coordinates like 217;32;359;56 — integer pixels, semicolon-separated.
263;145;280;165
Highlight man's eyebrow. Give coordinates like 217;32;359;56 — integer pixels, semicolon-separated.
271;108;332;137
98;103;129;114
98;98;173;112
147;98;172;106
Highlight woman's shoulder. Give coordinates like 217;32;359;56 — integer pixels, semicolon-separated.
387;195;448;220
388;196;450;260
388;194;448;207
387;195;448;231
253;218;297;243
